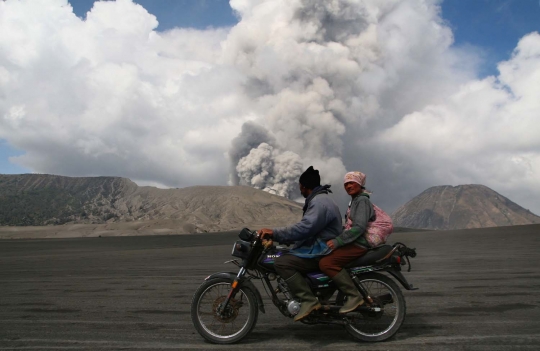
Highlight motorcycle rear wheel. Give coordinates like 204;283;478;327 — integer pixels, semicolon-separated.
336;272;406;342
190;277;258;344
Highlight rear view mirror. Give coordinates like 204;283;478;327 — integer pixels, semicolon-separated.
238;228;254;241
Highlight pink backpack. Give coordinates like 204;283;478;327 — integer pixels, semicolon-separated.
365;204;394;247
344;199;394;247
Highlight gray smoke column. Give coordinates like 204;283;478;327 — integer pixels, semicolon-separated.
226;0;374;196
229;121;303;198
236;142;303;198
226;0;469;206
228;121;276;185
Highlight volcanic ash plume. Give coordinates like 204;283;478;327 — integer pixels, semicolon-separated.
228;121;276;185
226;0;466;203
236;143;303;198
228;0;374;196
230;122;303;198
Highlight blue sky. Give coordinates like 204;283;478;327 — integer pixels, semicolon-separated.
71;0;239;30
441;0;540;77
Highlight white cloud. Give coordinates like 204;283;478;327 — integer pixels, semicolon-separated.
0;0;246;187
377;32;540;213
0;0;539;215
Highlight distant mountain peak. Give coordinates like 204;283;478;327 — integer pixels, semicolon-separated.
392;184;540;230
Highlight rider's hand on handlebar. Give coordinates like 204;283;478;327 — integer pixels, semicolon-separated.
259;228;274;240
258;229;274;249
262;239;273;249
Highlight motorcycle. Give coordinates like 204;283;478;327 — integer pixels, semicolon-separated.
190;228;417;344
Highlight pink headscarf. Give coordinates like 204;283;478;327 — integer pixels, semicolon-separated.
344;171;366;187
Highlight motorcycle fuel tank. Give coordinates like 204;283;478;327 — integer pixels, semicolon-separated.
258;248;285;270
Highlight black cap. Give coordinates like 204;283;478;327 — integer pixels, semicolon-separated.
299;166;320;190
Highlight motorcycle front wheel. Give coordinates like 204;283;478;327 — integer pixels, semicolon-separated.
336;272;406;342
190;277;258;344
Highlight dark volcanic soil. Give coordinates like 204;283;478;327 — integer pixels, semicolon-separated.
1;225;540;350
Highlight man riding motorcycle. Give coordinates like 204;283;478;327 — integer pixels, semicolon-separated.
259;166;342;321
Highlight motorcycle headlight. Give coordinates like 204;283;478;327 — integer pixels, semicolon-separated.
231;240;251;259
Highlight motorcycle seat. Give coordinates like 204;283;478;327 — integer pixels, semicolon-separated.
344;244;394;268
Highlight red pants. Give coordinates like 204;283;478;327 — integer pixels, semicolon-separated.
319;244;368;278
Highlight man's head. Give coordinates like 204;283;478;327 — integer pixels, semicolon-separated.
299;166;320;198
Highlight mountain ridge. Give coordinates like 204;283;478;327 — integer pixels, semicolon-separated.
0;174;303;233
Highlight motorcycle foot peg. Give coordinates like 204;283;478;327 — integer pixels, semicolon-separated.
320;304;332;311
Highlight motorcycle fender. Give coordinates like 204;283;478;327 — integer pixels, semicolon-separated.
385;267;418;291
205;272;266;313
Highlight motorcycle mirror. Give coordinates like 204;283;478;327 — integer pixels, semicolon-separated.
238;228;254;241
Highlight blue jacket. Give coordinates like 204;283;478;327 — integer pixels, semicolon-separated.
273;185;342;258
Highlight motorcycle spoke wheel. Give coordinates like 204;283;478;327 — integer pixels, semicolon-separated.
337;272;406;342
191;278;258;344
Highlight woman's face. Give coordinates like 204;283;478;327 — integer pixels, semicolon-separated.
344;181;362;196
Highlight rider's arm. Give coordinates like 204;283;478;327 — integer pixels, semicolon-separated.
272;199;328;243
330;196;373;248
